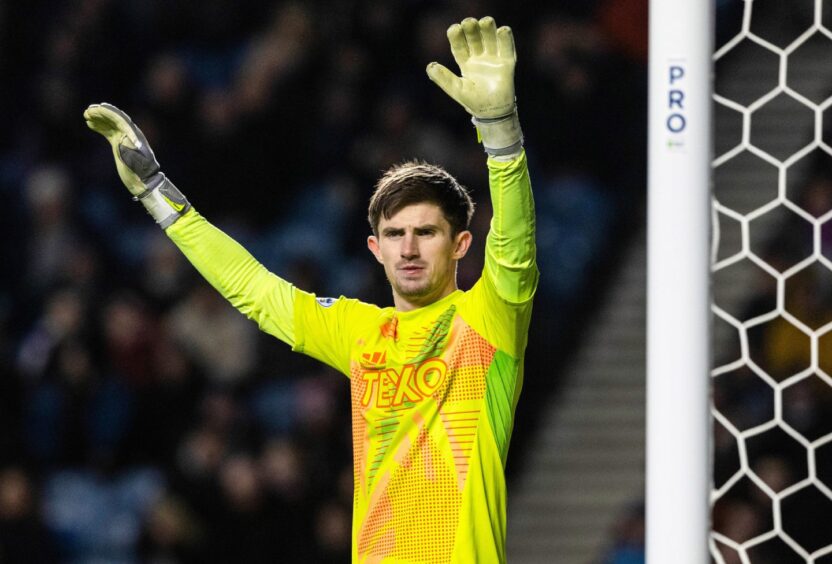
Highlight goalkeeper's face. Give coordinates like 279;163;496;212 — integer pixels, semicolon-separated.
368;202;472;311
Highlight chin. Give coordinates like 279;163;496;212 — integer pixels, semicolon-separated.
394;281;434;300
397;286;431;299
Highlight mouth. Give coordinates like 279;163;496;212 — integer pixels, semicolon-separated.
398;264;425;277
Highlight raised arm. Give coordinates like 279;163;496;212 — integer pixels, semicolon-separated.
83;104;297;345
483;151;536;303
426;17;537;302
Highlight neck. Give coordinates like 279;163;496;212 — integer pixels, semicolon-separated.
393;280;458;312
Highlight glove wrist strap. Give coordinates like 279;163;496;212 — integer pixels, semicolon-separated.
473;108;523;158
133;173;191;229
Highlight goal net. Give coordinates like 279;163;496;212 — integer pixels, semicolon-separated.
711;0;832;561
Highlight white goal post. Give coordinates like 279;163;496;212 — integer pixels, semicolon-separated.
647;0;713;561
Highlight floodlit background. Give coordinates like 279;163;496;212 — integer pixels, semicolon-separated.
11;1;828;563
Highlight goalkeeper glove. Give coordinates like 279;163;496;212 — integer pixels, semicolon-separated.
84;103;190;229
426;16;523;158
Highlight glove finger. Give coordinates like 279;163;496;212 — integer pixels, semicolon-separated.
98;103;134;127
447;23;469;68
461;17;483;57
100;103;151;150
426;62;467;107
103;105;160;179
84;105;123;139
84;104;126;133
479;16;498;55
85;103;145;149
497;26;516;61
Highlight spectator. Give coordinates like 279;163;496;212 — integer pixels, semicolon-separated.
0;467;59;563
137;494;206;564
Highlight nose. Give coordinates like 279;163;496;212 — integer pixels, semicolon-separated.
400;232;419;259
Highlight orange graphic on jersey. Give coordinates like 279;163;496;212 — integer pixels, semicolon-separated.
380;317;398;340
360;359;447;407
361;350;387;368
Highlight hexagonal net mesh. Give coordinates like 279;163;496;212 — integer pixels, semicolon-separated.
711;0;832;561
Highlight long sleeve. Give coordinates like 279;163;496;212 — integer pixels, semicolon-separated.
484;150;539;303
165;208;296;346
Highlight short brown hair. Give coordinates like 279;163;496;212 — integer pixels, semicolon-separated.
368;161;475;236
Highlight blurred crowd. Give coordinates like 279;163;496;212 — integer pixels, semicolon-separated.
0;0;646;562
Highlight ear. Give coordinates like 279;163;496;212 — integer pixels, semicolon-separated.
367;235;384;264
452;230;473;260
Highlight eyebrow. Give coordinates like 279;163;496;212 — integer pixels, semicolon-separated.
381;223;443;236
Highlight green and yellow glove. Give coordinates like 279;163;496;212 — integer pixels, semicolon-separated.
426;16;523;158
84;103;190;229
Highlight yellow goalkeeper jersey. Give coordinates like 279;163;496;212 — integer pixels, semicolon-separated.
166;152;537;563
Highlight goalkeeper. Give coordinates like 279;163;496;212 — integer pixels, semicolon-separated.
85;16;537;563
